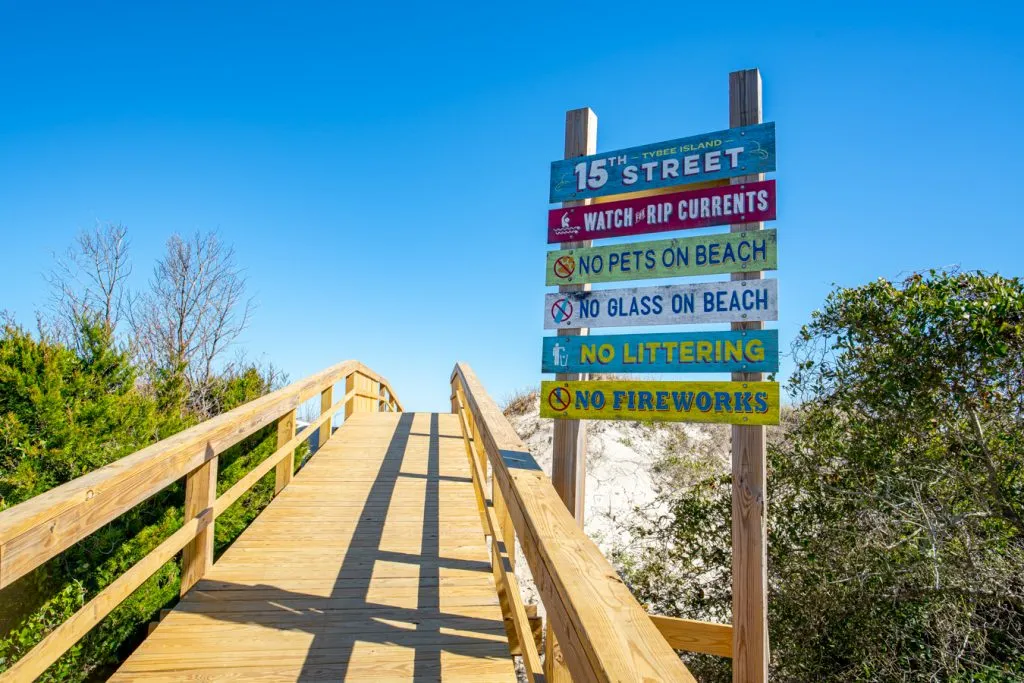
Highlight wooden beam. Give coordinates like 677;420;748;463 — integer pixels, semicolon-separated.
729;66;770;683
180;450;217;595
649;614;733;658
452;363;695;682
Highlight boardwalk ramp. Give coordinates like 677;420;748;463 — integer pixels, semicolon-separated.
113;412;514;681
0;360;719;682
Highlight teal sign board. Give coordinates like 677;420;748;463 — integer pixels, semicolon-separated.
542;330;778;374
549;122;776;203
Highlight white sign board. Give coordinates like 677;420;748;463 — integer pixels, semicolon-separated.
544;279;778;330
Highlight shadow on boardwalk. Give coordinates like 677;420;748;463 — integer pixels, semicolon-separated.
121;413;512;681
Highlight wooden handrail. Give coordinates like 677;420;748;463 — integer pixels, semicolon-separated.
0;360;399;589
452;383;545;682
450;362;696;682
0;360;400;681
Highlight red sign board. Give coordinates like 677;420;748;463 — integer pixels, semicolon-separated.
547;179;776;244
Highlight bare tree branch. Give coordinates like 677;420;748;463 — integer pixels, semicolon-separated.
129;231;254;415
45;223;131;345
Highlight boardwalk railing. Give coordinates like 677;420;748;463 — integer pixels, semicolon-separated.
451;362;699;682
0;360;400;682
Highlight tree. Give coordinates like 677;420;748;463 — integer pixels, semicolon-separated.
44;223;131;347
130;232;253;416
0;317;161;507
615;271;1024;682
1;229;282;681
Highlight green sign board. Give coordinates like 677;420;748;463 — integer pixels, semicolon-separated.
546;230;776;286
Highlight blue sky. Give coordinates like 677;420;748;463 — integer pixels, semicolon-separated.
1;1;1021;412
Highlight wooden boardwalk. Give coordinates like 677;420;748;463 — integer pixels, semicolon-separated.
112;412;516;682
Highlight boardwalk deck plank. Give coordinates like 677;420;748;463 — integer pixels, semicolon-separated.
111;412;515;682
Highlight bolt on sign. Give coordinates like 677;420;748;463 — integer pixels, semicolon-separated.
545;229;777;286
549;122;776;203
547;179;776;243
540;379;780;425
544;279;778;330
542;330;779;374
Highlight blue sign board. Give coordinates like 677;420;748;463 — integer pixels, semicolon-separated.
542;330;779;374
549;122;776;203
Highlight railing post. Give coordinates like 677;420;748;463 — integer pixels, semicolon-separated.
319;385;334;449
180;447;217;596
274;409;296;495
346;372;378;416
345;373;357;418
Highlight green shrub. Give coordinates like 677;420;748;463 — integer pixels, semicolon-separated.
616;271;1024;682
0;319;287;680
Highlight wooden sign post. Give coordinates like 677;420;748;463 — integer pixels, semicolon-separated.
552;107;596;527
730;67;770;683
546;106;597;682
541;72;775;682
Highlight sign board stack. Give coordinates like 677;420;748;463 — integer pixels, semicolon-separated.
540;69;777;683
541;125;780;424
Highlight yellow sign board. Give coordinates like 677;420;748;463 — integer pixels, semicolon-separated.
540;380;779;425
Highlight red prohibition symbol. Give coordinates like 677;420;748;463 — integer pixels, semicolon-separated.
551;298;573;323
548;386;571;412
553;255;576;279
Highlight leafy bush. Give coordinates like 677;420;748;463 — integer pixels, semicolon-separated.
0;319;288;680
616;271;1024;682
